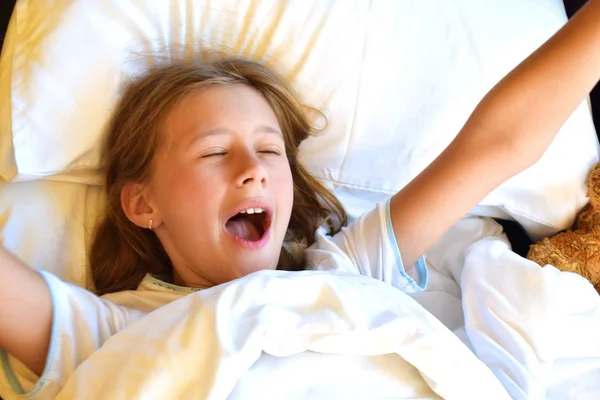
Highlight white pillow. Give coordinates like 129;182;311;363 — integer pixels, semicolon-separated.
0;180;104;287
0;0;598;239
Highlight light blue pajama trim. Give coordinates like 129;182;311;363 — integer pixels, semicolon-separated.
145;274;201;294
385;199;428;291
0;351;24;395
0;271;61;397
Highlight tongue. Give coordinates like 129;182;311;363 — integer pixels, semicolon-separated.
226;216;262;241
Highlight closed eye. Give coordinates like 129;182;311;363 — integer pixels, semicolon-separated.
201;151;227;158
258;150;282;156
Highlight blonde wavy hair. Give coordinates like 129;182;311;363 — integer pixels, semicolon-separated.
89;58;347;295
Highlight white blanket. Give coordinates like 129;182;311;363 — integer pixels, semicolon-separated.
56;269;510;399
418;221;600;400
55;224;600;399
459;238;600;400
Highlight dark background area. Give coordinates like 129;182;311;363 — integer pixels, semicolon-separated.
0;0;14;51
0;0;597;258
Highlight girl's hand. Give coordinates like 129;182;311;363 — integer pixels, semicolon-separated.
0;246;52;376
390;0;600;267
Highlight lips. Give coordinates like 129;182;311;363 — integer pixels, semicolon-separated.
224;203;273;248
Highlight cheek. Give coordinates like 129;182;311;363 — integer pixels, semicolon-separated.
152;162;218;213
275;164;295;210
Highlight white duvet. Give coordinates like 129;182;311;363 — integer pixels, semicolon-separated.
56;271;508;400
54;225;600;400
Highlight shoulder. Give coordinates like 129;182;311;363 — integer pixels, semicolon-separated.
305;200;429;293
304;200;389;269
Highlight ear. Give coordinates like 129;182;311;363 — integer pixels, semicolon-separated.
121;182;162;230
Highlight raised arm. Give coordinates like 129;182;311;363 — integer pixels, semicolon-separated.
0;246;52;375
392;0;600;266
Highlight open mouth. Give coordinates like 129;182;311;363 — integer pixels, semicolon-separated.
225;207;271;243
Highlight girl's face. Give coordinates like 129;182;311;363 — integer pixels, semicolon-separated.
143;84;294;287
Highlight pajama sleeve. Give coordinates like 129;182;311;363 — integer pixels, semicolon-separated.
305;198;428;293
0;271;146;400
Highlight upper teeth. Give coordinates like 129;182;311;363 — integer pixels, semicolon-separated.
240;208;264;215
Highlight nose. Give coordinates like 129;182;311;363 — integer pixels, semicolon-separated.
234;151;268;189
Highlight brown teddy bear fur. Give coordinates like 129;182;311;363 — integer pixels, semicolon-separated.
527;163;600;294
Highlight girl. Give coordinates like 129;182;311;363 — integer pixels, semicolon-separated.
2;1;600;398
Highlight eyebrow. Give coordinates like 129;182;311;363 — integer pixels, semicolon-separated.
253;125;283;136
185;125;283;148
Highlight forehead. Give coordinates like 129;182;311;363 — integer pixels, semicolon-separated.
161;84;281;145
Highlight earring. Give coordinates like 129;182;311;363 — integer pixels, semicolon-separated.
148;219;154;230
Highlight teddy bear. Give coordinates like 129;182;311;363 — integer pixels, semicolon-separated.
527;162;600;294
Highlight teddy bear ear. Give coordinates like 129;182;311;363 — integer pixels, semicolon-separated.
587;163;600;211
575;203;600;233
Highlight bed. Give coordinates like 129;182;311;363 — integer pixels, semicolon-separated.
1;1;600;399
